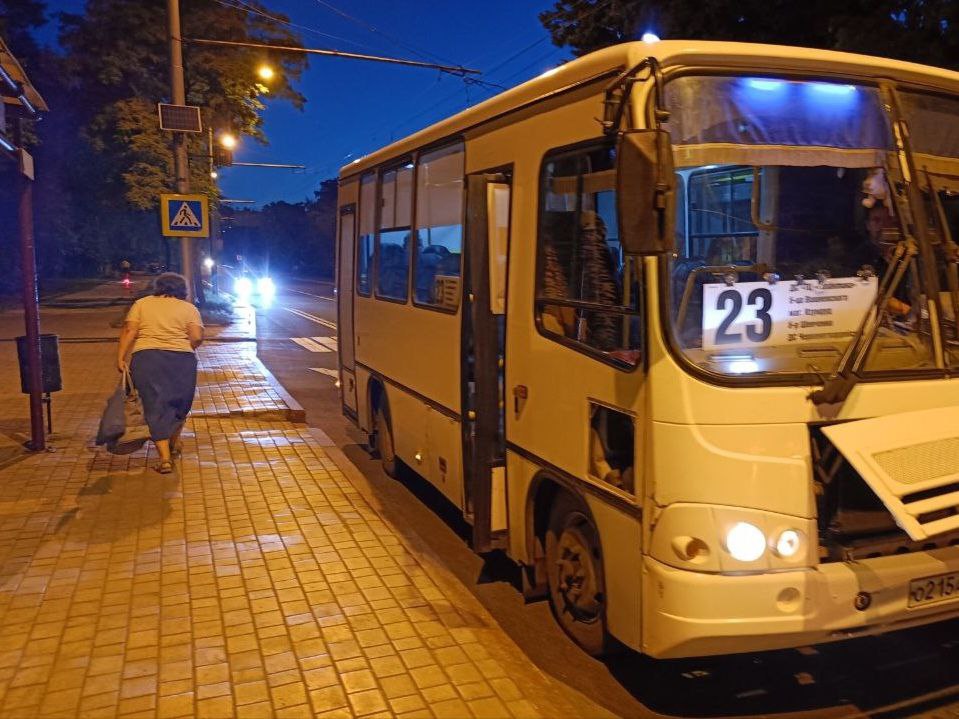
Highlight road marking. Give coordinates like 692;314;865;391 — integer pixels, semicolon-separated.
291;337;330;352
284;306;337;330
312;336;338;351
288;287;336;302
309;367;339;379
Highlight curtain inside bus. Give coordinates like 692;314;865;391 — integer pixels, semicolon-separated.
664;76;892;168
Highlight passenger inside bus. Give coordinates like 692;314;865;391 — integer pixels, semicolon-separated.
539;209;642;365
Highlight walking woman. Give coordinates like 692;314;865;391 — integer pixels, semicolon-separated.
117;273;203;474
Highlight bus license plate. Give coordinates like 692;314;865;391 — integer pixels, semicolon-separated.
908;571;959;607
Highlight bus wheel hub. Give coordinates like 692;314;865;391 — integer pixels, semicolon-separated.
556;524;602;621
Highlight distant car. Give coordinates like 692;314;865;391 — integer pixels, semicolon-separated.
233;272;276;305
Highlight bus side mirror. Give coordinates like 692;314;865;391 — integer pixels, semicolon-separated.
616;129;676;255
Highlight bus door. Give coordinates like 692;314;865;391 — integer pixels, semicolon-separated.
463;171;512;552
337;205;358;416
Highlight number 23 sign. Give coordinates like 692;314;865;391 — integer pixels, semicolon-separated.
702;276;878;351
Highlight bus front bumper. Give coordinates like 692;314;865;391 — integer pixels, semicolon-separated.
642;547;959;658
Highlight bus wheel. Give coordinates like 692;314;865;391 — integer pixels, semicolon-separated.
545;493;608;656
374;404;398;478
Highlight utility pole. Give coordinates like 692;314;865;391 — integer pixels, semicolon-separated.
167;0;195;298
16;119;44;451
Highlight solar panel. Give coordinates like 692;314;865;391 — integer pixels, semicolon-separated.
157;103;202;133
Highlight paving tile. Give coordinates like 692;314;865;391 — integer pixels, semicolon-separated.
468;696;512;719
431;697;472;719
156;690;195;718
0;338;592;719
307;683;348;712
347;687;388;716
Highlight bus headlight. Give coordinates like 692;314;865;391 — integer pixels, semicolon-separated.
725;522;766;562
235;277;253;297
774;529;803;558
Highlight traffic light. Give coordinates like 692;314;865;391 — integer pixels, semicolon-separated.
214;146;233;167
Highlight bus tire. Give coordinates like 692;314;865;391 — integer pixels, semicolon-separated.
374;404;398;478
545;492;609;656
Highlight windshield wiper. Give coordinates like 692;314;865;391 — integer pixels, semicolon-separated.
926;171;959;342
809;238;917;406
811;84;948;406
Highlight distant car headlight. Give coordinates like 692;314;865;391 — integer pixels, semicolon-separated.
257;276;276;296
725;522;766;562
235;277;253;296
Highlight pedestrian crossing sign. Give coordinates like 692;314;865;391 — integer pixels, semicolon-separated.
160;194;209;237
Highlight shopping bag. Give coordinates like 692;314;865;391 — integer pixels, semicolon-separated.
97;370;151;455
96;377;127;445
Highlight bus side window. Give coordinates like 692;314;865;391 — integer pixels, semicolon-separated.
535;143;643;368
414;143;464;310
357;173;376;296
376;163;413;302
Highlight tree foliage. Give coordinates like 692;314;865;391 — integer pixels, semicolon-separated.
540;0;959;70
0;0;340;291
0;0;45;61
58;0;308;208
221;181;337;281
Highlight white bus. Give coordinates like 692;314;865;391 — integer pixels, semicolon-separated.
336;40;959;658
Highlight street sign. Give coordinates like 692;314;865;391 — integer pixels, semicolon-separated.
19;148;33;180
160;194;209;237
157;103;202;132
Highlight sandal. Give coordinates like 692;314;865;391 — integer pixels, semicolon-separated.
154;461;174;474
171;443;183;460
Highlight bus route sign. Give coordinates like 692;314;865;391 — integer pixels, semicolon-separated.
702;276;879;351
159;194;209;238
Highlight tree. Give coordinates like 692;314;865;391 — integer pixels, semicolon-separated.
217;179;338;281
0;0;45;63
59;0;308;209
540;0;959;70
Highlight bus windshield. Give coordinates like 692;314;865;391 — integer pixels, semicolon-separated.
663;75;945;379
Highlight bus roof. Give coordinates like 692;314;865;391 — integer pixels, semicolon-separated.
339;39;959;179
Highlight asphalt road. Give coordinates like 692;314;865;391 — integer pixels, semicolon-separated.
255;278;959;719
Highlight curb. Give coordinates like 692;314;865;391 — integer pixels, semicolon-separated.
310;428;617;719
250;353;306;423
41;298;136;309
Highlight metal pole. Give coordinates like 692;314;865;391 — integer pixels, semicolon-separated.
16;120;45;451
167;0;194;298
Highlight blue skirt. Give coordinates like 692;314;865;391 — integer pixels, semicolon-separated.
130;350;198;441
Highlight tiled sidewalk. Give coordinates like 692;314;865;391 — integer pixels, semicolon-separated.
0;338;604;718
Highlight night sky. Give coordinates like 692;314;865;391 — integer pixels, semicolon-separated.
40;1;570;206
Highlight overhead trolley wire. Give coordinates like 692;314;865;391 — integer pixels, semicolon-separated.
215;0;383;54
311;0;456;66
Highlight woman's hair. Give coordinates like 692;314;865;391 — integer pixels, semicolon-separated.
153;272;188;300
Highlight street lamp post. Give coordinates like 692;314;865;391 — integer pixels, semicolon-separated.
166;0;195;298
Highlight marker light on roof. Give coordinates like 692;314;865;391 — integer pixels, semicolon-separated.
808;82;857;95
745;78;786;92
641;32;661;43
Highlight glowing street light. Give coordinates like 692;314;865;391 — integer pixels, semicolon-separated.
210;170;218;179
257;65;275;81
219;132;237;149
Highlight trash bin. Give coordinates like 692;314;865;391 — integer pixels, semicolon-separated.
15;334;62;394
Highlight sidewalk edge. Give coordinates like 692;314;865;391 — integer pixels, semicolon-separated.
316;434;617;719
251;354;306;423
